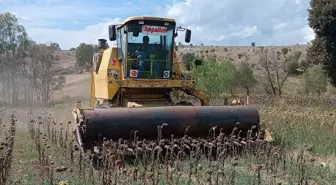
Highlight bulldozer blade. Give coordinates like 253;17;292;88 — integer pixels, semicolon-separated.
75;105;260;151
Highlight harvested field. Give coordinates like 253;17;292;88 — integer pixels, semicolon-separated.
2;95;336;185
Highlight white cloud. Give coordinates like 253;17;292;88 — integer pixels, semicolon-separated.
157;0;313;46
1;0;315;49
0;0;143;48
7;2;141;28
304;26;315;41
231;26;258;39
273;23;287;31
26;18;121;49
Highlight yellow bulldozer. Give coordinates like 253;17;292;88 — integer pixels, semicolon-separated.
72;16;263;157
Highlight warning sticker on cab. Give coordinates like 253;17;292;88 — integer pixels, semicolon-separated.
130;70;138;77
142;25;168;35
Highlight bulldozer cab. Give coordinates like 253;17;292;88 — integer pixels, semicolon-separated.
108;18;191;80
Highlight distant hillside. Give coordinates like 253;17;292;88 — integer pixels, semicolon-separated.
177;44;309;62
53;44;310;72
51;44;314;102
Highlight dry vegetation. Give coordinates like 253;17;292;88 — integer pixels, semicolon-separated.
52;44;312;103
177;45;308;65
1;45;335;185
2;6;336;183
0;109;16;185
1;93;336;185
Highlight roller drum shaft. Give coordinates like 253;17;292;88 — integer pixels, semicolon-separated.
81;106;260;142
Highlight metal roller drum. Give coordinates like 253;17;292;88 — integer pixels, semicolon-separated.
80;106;260;144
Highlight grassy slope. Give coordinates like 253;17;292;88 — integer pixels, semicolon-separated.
51;44;311;103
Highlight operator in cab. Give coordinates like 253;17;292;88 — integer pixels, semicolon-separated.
133;36;160;78
141;36;151;57
132;36;149;77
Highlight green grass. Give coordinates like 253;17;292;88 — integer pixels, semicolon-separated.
259;104;336;156
7;131;41;185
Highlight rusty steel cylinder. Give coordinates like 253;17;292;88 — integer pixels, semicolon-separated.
82;106;260;142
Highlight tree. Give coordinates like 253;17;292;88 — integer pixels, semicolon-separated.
0;12;66;106
307;0;336;86
259;48;276;95
53;76;66;91
259;47;301;95
191;60;236;96
281;47;289;56
306;37;329;66
235;61;257;95
286;51;301;75
225;61;238;96
303;64;328;95
26;43;66;102
69;47;77;51
300;59;313;71
75;43;97;70
50;42;61;50
251;42;256;47
181;53;195;70
0;12;29;105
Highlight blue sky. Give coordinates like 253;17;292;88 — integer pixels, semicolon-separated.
0;0;314;49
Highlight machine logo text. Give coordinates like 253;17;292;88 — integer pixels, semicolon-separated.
142;25;167;35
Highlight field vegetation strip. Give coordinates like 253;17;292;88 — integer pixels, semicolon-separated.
1;98;336;185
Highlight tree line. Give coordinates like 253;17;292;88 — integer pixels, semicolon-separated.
307;0;336;87
182;46;329;97
0;12;66;106
71;43;99;71
0;12;102;106
181;0;336;97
